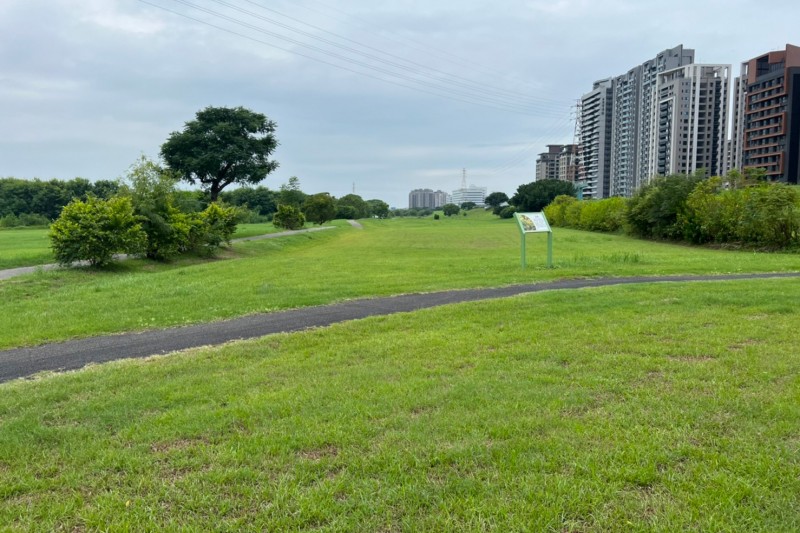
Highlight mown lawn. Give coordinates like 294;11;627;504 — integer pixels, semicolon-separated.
1;278;798;531
0;227;53;269
0;222;310;270
1;212;799;349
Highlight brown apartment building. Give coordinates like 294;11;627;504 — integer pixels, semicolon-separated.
732;44;800;183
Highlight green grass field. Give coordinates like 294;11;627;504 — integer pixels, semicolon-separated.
2;212;800;530
1;279;798;530
0;227;53;269
0;223;313;270
1;212;798;349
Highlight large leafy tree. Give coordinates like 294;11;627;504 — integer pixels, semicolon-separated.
366;199;390;219
511;179;576;212
485;191;509;215
278;176;307;208
160;106;279;201
303;193;336;225
336;194;369;219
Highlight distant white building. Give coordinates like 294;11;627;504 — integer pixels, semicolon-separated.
450;185;487;206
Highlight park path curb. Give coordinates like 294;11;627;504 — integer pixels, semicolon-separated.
1;272;798;383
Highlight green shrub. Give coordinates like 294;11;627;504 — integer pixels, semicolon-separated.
737;184;800;249
564;201;584;228
626;172;704;240
579;197;627;232
543;195;576;227
201;203;239;247
272;204;305;230
49;196;146;267
499;206;516;219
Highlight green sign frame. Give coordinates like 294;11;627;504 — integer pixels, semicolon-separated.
514;212;553;269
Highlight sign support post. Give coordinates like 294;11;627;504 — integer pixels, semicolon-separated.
514;212;553;270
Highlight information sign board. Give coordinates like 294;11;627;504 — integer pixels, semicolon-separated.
513;211;553;268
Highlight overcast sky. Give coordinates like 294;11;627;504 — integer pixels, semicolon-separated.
2;0;798;207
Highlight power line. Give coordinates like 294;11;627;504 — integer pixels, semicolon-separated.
296;0;562;102
231;0;565;109
139;0;568;116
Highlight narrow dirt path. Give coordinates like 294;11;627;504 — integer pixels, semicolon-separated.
1;272;798;383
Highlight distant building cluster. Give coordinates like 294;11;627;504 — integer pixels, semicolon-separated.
535;43;800;200
535;144;577;182
408;183;487;209
408;188;448;209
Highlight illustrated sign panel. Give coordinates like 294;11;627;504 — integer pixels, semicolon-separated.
514;212;551;233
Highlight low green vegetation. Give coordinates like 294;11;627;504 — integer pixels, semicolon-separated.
544;171;800;250
1;213;799;349
0;227;53;269
1;279;798;530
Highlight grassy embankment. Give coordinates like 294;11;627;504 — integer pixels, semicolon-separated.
1;210;799;349
1;278;799;530
0;223;302;270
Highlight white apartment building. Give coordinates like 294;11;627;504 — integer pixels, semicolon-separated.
647;64;730;179
608;46;696;196
450;185;487;206
578;79;613;199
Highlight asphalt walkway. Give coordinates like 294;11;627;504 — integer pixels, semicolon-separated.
1;272;798;383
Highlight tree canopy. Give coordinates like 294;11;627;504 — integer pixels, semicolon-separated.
511;180;576;212
442;203;460;217
303;193;336;225
366;199;390;219
160;106;279;201
337;194;369;219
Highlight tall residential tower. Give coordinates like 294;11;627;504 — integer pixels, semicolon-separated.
732;44;800;183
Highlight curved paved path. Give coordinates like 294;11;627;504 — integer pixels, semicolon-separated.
1;272;798;383
0;226;336;282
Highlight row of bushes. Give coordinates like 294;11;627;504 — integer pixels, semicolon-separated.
49;157;238;267
544;196;627;232
544;171;800;250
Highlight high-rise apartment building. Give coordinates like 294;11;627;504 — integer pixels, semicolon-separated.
535;145;565;181
557;144;578;182
732;44;800;183
648;64;730;178
609;45;695;196
578;79;613;198
408;189;448;209
536;144;578;182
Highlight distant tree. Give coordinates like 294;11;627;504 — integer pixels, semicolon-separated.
460;201;477;210
337;194;369;219
485;191;509;215
366;199;390;219
278;176;307;208
49;196;146;267
511;179;576;212
160;106;279;201
336;205;358;220
442;203;460;217
221;186;277;216
303;193;336;225
272;204;305;230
